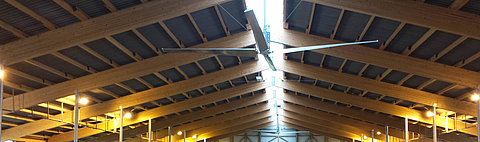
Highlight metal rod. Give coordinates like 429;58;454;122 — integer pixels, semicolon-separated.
120;106;124;142
371;129;374;142
61;102;64;122
169;125;172;142
405;116;408;142
445;116;448;132
204;137;206;142
184;130;186;142
385;124;388;142
74;89;80;142
433;104;437;142
477;86;480;142
149;117;152;142
0;63;4;140
361;134;363;142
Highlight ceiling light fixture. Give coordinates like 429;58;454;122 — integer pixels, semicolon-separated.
177;131;183;135
472;94;479;101
427;111;434;117
124;112;132;118
79;98;88;105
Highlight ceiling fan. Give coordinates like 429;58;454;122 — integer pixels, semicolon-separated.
162;10;377;71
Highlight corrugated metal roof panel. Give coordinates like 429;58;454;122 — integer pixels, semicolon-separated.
286;51;302;63
17;0;80;28
331;84;348;92
201;85;217;94
58;46;113;72
215;81;232;90
198;57;222;73
218;0;247;35
178;63;203;78
32;54;90;77
121;79;149;92
64;0;111;18
163;15;204;47
424;0;455;8
341;60;366;75
310;4;342;38
8;62;68;83
436;38;480;66
303;51;323;66
402;75;430;89
322;55;345;71
422;80;452;94
315;80;332;89
112;30;157;59
362;17;401;49
460;0;480;15
109;0;142;10
443;85;474;98
191;6;227;41
218;55;239;69
4;73;46;89
136;23;179;48
158;68;185;83
462;58;480;71
410;31;461;60
231;76;247;86
0;27;19;44
3;86;26;96
384;24;430;54
300;76;315;84
334;11;371;41
84;38;136;66
0;0;49;35
139;74;167;88
102;84;131;97
286;1;313;32
381;70;409;84
361;65;387;79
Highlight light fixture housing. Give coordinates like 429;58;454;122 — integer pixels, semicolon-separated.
79;98;88;105
0;69;4;79
472;94;479;101
427;111;434;117
177;131;183;135
377;131;381;135
363;136;368;140
124;112;132;118
192;135;197;139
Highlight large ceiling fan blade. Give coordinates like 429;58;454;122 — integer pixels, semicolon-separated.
245;9;269;54
278;40;378;54
162;48;258;57
263;54;277;71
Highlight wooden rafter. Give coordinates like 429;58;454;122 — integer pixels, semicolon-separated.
455;52;480;68
0;20;28;38
402;28;436;55
52;0;89;21
132;29;160;54
214;5;230;36
4;0;56;30
449;0;469;11
5;68;54;85
376;68;393;81
78;44;119;67
159;22;184;48
330;9;344;39
24;59;75;80
102;0;117;12
51;52;96;74
429;36;468;61
105;36;144;61
274;29;480;88
380;22;405;50
396;73;413;85
357;15;375;41
306;3;316;34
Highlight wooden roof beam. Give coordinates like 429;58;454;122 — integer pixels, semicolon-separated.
132;29;160;54
2;62;267;141
159;22;184;48
455;51;480;68
0;30;254;113
52;0;89;21
214;5;230;36
5;67;54;86
106;36;144;61
302;0;480;39
275;60;476;117
0;20;28;38
51;52;97;74
0;0;232;66
274;29;480;88
24;59;75;80
78;44;119;67
4;0;56;30
49;90;270;141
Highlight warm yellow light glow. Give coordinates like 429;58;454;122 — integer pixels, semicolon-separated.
377;131;381;135
427;111;434;117
79;98;88;104
192;135;197;139
124;112;132;118
472;94;479;101
0;69;4;79
363;136;368;139
177;131;183;135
